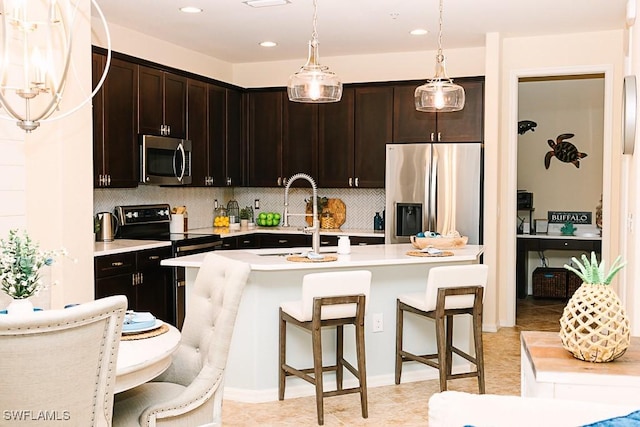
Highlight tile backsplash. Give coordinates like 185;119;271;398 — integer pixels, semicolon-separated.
94;186;385;231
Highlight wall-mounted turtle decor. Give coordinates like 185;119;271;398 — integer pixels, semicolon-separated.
544;133;587;169
518;120;537;135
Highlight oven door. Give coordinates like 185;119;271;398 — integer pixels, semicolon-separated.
173;239;222;329
140;135;192;185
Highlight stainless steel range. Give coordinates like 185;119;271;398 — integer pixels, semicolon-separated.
114;204;222;328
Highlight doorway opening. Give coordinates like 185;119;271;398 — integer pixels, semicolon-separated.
510;70;610;328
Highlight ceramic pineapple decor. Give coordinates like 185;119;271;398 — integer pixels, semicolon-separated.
560;252;629;363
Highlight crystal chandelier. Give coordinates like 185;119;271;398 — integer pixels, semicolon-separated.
0;0;111;132
287;0;342;103
415;0;465;112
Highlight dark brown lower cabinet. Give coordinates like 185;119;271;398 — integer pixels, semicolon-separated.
94;246;172;323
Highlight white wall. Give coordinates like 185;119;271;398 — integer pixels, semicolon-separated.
518;78;604;225
0;0;94;309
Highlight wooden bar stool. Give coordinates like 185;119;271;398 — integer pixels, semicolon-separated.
279;270;372;425
395;264;488;393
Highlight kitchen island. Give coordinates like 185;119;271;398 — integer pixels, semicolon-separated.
162;243;484;402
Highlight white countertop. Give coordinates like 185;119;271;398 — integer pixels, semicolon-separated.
517;233;601;240
94;240;171;257
161;243;484;271
188;226;384;239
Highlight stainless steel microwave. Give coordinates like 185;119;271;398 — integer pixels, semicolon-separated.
140;135;192;185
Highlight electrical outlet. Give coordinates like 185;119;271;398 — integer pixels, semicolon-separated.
372;313;383;332
254;199;260;210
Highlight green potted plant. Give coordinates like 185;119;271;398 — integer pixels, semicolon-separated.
239;207;252;228
0;229;63;315
560;251;629;362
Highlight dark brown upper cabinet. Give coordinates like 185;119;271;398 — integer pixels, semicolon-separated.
209;85;244;187
187;79;209;186
92;52;139;188
393;78;484;143
318;86;392;188
138;66;187;138
247;90;284;187
353;86;393;188
318;88;355;188
283;101;318;185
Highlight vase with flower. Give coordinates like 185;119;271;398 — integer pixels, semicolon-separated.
0;229;61;316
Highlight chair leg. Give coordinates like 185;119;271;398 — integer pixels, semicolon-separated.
312;320;325;425
473;310;486;394
278;309;286;401
355;316;368;419
336;325;344;391
395;300;403;385
435;313;448;392
445;314;454;379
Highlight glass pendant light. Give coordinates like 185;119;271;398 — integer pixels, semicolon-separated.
287;0;342;103
415;0;465;112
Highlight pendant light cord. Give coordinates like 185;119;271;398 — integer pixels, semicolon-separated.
436;0;444;64
311;0;319;45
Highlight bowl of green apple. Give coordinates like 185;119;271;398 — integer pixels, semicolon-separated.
256;212;281;227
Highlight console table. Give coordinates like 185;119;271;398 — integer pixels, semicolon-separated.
516;234;601;299
521;331;640;405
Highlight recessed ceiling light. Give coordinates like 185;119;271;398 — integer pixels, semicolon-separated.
260;41;277;48
410;29;428;36
180;6;203;13
243;0;290;8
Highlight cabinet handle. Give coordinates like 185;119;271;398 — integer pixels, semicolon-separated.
177;280;186;288
167;125;171;135
242;240;251;244
132;273;137;286
321;240;330;245
349;177;353;187
355;177;359;187
437;132;442;142
111;262;124;267
139;272;143;284
226;177;232;186
107;175;111;186
148;255;160;260
278;239;288;244
282;176;288;186
277;177;282;186
430;132;435;142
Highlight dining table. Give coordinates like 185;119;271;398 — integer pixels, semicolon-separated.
115;321;181;393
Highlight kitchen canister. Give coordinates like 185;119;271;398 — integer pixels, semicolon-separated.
337;236;351;254
170;214;185;233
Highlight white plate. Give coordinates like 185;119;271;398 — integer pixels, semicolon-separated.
122;319;163;335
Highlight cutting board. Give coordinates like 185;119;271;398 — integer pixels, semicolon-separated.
305;198;346;228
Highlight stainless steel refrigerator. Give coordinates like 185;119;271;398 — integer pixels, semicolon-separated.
384;142;483;244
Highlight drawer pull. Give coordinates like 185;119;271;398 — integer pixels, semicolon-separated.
148;255;160;260
242;240;251;244
278;239;288;244
111;262;124;267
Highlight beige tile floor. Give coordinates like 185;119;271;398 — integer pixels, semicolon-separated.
222;297;565;426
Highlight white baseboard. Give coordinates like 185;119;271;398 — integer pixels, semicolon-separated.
223;362;475;403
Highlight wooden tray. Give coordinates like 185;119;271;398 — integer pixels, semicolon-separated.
306;198;346;228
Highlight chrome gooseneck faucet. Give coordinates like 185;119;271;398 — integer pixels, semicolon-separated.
283;173;320;254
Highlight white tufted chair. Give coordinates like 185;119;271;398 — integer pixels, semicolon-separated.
112;253;251;427
0;295;127;427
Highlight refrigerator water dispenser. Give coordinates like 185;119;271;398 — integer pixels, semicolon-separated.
396;203;422;237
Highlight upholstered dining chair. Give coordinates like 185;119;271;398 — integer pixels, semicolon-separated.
0;295;128;427
112;253;251;427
